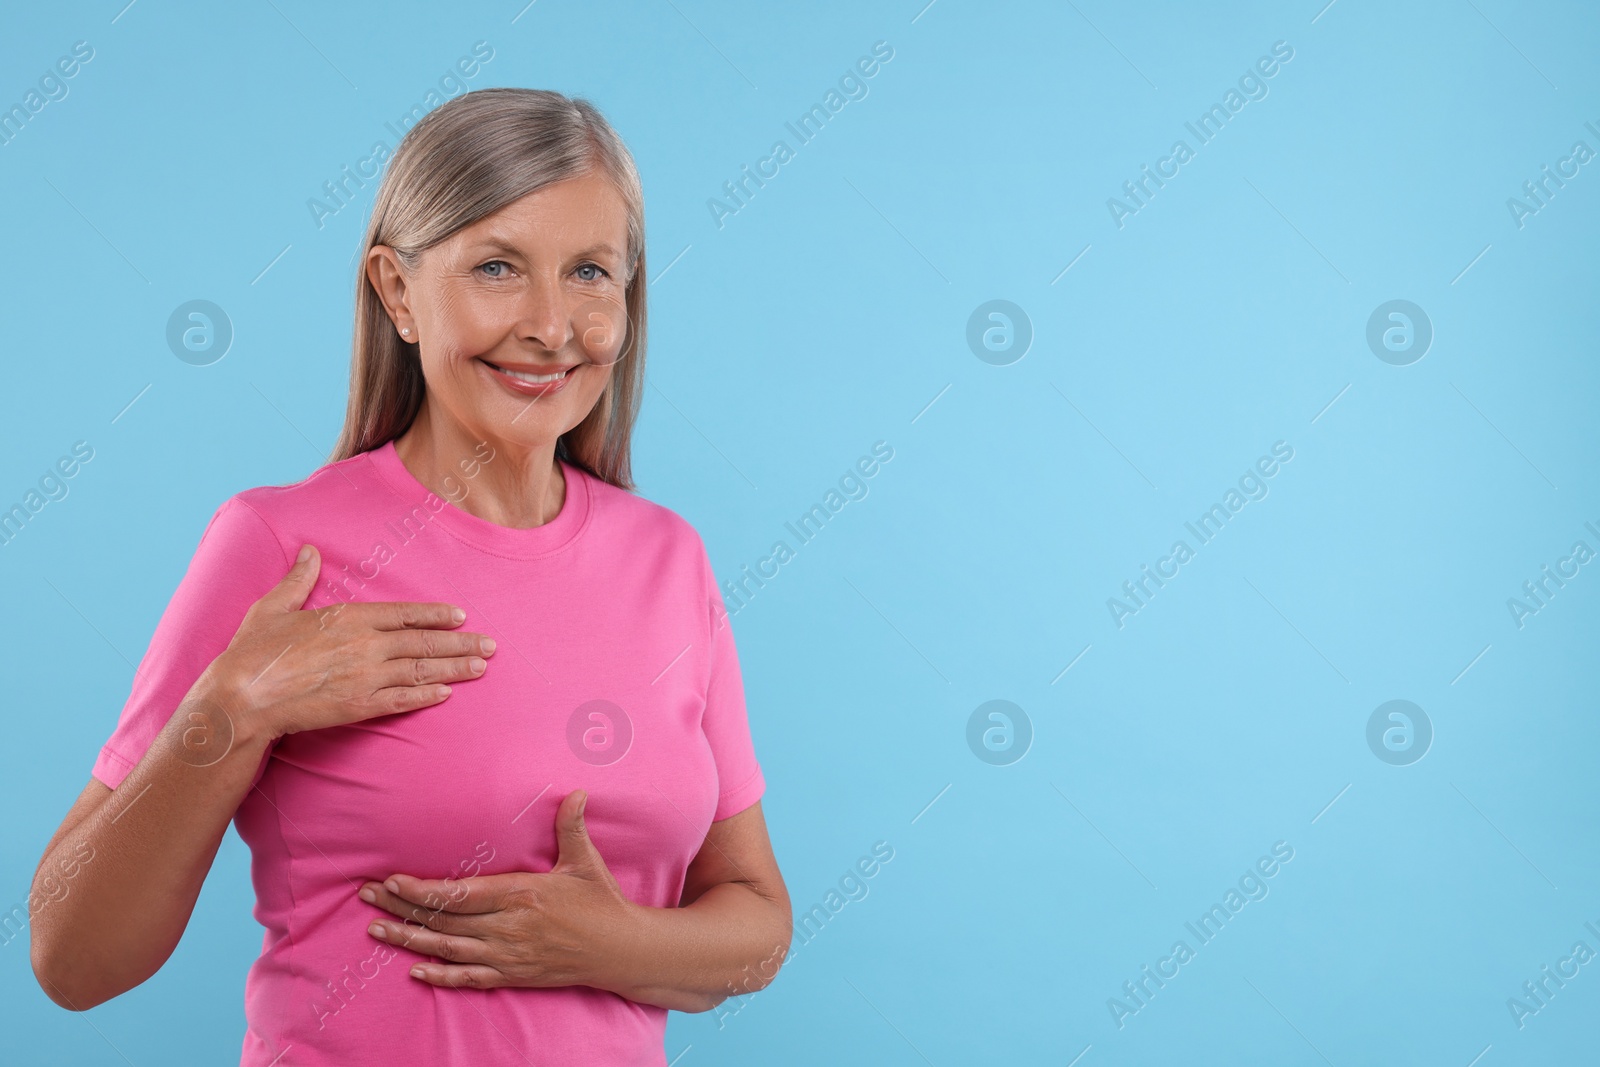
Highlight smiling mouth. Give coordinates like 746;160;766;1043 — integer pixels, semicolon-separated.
478;359;574;384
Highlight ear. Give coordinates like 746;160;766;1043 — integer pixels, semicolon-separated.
366;244;417;340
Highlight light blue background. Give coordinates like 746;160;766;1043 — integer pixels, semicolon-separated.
3;1;1597;1063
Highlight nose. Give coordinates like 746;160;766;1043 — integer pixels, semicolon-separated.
516;271;573;353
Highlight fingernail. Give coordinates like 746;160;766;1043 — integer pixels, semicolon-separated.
411;966;427;979
451;607;466;624
470;657;486;673
297;544;313;563
368;923;387;940
359;886;376;903
481;637;496;654
385;878;400;894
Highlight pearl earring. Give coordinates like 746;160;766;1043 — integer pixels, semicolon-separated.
401;328;411;336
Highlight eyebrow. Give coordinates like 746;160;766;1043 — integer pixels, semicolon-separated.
469;235;623;261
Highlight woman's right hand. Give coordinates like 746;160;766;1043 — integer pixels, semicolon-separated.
188;544;495;744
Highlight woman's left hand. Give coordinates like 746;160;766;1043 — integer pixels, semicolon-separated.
359;789;636;991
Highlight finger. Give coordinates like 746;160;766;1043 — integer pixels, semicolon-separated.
349;601;467;632
367;919;486;965
407;962;506;989
553;789;598;871
258;544;322;613
381;872;522;915
368;684;454;716
360;882;482;935
377;655;487;690
377;628;496;661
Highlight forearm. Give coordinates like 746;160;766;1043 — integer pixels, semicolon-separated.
31;689;272;1010
594;881;791;1013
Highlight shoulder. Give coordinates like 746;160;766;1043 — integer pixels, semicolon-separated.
583;474;728;633
583;470;709;553
189;450;381;566
222;450;383;533
584;480;700;542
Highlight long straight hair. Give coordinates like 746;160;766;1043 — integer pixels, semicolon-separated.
329;87;648;490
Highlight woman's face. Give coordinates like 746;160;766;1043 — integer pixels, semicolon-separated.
370;169;633;455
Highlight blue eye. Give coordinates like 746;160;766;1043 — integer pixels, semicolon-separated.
478;260;510;278
576;263;610;282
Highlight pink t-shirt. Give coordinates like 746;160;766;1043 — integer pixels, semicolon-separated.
91;440;766;1066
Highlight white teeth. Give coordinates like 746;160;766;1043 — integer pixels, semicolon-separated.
494;364;568;384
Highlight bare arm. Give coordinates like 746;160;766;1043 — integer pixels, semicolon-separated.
29;700;274;1011
30;546;496;1010
603;800;792;1013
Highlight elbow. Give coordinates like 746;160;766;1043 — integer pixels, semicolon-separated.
33;968;115;1013
691;941;790;1017
755;896;793;991
685;991;729;1014
30;930;118;1012
674;931;793;1018
31;944;94;1011
723;927;793;1005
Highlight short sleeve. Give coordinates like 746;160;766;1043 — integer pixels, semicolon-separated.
91;496;291;791
697;538;766;821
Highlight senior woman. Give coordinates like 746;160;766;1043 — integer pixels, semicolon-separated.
29;87;790;1065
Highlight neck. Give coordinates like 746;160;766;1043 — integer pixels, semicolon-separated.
392;403;565;529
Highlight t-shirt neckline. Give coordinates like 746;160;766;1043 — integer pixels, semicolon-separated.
365;438;592;560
